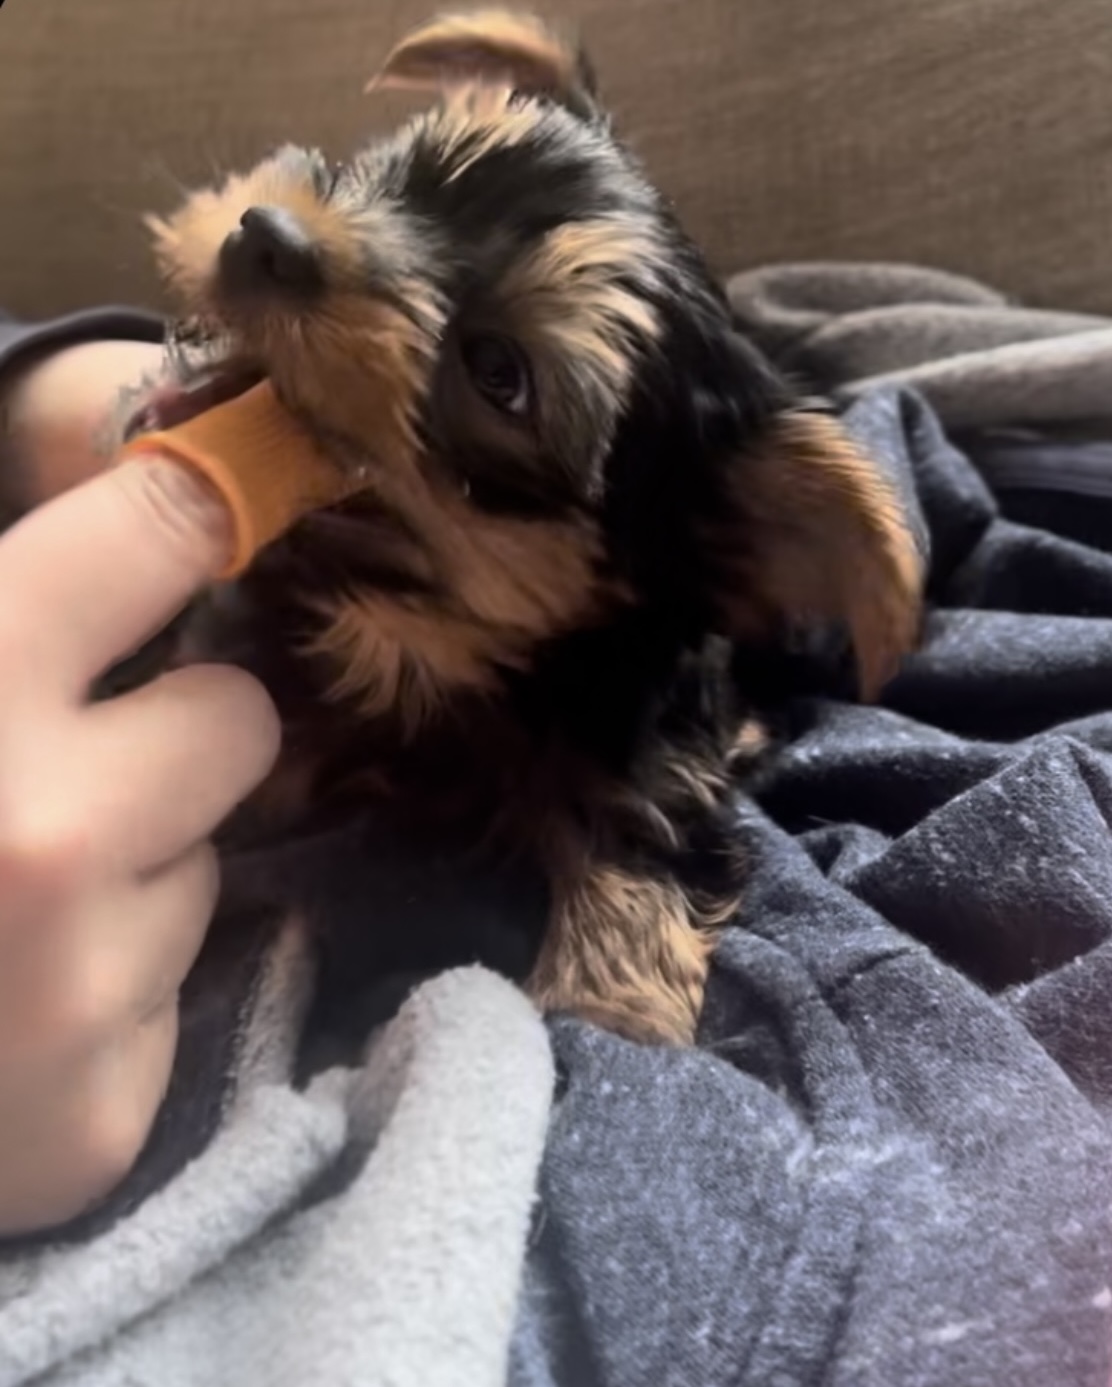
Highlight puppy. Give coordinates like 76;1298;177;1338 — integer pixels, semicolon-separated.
126;10;923;1044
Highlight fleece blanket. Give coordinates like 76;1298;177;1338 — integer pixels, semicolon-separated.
5;263;1112;1387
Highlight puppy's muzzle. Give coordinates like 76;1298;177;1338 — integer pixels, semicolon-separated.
218;205;324;301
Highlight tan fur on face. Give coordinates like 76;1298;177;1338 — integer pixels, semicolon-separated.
147;151;445;464
528;864;718;1045
713;413;925;699
259;293;439;462
251;215;651;735
304;498;611;732
147;149;355;305
502;218;661;411
145;139;642;735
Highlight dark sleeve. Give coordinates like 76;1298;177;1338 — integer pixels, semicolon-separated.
0;307;165;378
0;308;166;526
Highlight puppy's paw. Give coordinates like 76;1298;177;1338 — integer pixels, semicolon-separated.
528;864;715;1045
553;993;702;1047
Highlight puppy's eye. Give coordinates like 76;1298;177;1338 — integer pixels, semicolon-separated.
461;334;532;418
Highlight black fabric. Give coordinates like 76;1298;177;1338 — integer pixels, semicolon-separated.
0;310;159;530
0;309;163;375
512;387;1112;1387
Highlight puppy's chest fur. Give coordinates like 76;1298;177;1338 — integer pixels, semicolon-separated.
190;574;760;895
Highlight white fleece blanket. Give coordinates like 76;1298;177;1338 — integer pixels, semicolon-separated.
0;920;553;1387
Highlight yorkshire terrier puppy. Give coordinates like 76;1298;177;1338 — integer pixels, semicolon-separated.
127;10;923;1044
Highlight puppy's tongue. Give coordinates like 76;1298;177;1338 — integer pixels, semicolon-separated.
119;380;366;579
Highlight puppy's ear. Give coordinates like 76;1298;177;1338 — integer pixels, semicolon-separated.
368;9;598;117
703;401;925;700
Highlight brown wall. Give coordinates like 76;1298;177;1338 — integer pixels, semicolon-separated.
2;0;1111;318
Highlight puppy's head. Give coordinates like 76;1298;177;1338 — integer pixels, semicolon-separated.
141;9;923;731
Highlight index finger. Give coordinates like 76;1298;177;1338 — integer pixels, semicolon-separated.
0;457;233;704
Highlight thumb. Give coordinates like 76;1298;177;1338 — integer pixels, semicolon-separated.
0;455;234;703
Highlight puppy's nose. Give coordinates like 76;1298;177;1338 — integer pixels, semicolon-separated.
218;206;323;298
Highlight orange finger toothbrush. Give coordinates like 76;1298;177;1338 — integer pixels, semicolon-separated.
119;379;367;578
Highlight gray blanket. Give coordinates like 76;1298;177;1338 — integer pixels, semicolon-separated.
5;263;1112;1387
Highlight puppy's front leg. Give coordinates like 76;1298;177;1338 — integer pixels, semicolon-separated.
527;861;715;1046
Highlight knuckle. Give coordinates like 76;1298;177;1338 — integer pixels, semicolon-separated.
190;663;282;769
221;663;279;725
40;959;128;1052
232;674;282;767
65;1011;177;1205
70;1096;156;1205
0;804;93;898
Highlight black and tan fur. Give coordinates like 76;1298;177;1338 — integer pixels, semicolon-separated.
135;10;923;1044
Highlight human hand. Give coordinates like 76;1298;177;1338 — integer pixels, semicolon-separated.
0;454;279;1235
